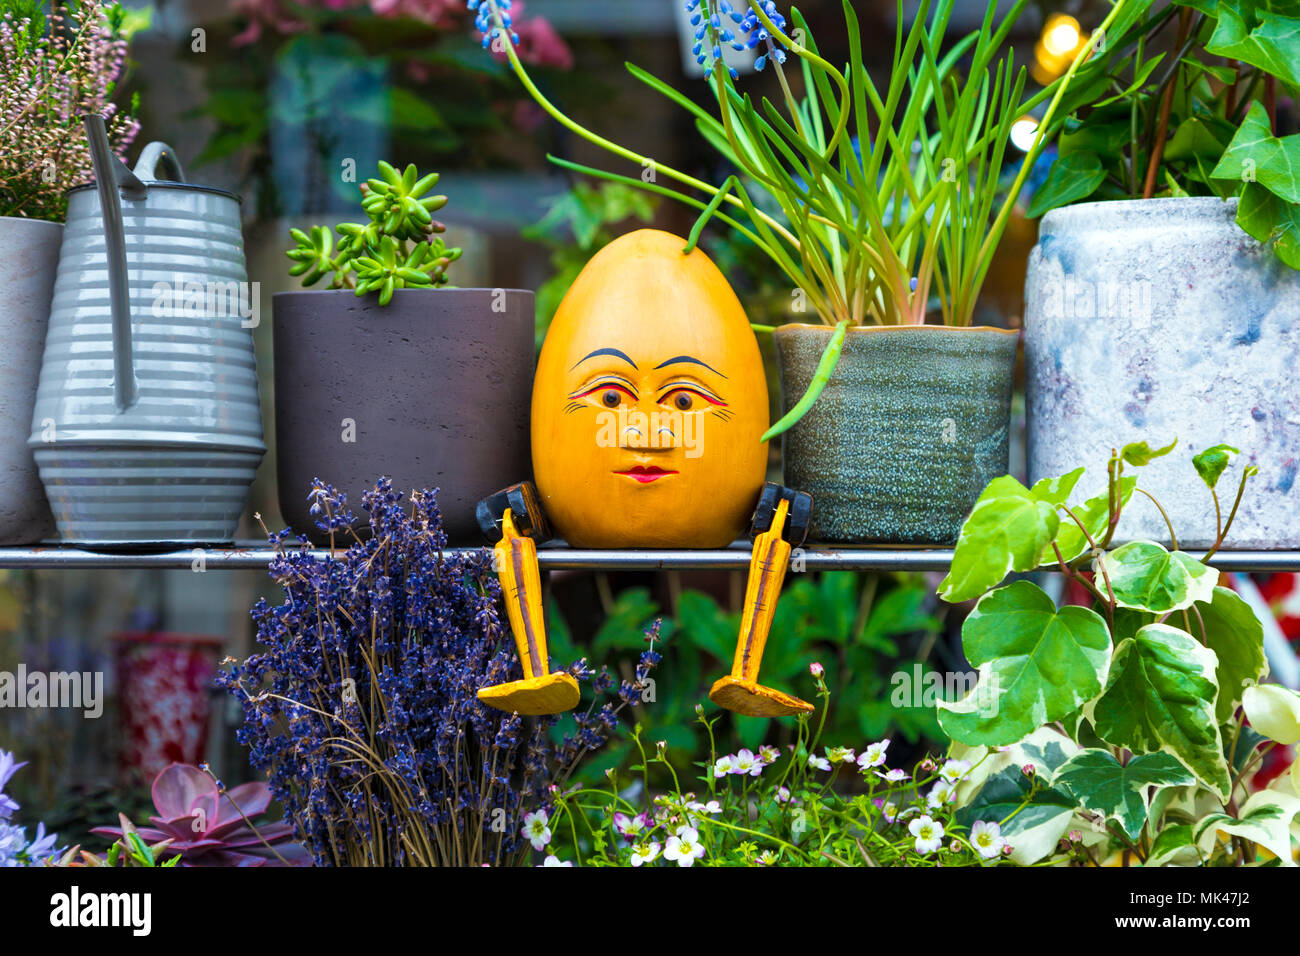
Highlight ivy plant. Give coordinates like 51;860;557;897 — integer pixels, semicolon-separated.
937;439;1300;865
1029;0;1300;268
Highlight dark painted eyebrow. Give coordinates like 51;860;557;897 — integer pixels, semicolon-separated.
570;348;638;371
653;355;727;378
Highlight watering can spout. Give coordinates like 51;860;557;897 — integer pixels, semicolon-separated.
82;114;142;412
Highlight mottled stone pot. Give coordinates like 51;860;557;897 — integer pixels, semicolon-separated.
774;324;1018;543
0;218;59;544
1025;197;1300;548
273;288;534;544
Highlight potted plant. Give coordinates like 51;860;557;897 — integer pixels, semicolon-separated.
272;162;535;543
935;438;1299;866
0;0;141;544
1023;0;1300;548
470;0;1135;543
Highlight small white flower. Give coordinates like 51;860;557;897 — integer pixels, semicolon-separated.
732;749;763;776
630;841;661;867
756;849;778;865
758;745;781;765
807;754;831;772
939;759;971;783
876;768;908;783
826;746;856;765
970;820;1006;860
542;854;572;867
775;786;791;804
927;780;957;808
713;755;735;778
663;825;707;867
880;801;899;823
857;739;891;769
522;810;551;851
908;815;945;855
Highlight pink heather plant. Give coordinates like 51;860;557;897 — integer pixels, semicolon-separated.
0;0;140;221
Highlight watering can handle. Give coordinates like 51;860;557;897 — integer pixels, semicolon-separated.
82;114;138;412
133;142;186;183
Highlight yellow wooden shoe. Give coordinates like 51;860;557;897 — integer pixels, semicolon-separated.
478;672;580;716
709;675;814;718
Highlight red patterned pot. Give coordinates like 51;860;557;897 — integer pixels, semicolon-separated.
112;631;223;782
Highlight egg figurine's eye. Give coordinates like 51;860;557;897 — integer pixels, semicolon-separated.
602;389;622;408
673;392;693;411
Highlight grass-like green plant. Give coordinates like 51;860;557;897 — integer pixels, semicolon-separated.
474;0;1138;437
286;161;462;305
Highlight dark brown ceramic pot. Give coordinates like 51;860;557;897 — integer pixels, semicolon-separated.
273;287;534;544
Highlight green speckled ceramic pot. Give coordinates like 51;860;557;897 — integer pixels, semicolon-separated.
774;323;1019;543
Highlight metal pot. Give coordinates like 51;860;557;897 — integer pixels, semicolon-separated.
0;216;60;543
29;117;265;547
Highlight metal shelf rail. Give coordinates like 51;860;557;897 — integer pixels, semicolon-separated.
1;544;1300;572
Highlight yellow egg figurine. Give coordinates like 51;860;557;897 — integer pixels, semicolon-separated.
531;229;769;548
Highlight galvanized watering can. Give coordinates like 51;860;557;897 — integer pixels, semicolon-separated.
28;116;265;547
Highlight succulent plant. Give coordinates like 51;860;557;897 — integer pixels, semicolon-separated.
91;764;309;867
50;814;180;867
286;161;463;304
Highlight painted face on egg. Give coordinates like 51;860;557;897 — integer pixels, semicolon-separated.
531;229;769;548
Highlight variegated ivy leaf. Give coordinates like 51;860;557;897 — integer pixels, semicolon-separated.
1097;541;1217;613
1054;476;1138;563
954;763;1077;865
938;581;1111;747
1179;586;1269;723
1194;787;1300;867
1093;623;1231;799
1052;749;1195;841
939;472;1079;603
1146;824;1199;867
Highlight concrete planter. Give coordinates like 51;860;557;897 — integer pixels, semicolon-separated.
774;323;1019;543
0;217;60;544
1025;197;1300;548
273;287;534;543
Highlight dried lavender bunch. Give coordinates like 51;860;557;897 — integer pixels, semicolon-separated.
221;478;658;867
0;0;141;221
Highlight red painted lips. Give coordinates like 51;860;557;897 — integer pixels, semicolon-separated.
614;465;679;484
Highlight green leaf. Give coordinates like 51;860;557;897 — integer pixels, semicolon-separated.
1026;152;1107;219
1093;623;1231;798
1147;823;1199;866
955;763;1077;865
1163;116;1229;163
674;590;737;664
1192;443;1240;489
1210;101;1300;204
1029;467;1086;506
1236;180;1300;268
938;581;1112;746
1205;5;1300;88
1194;787;1300;866
1098;541;1218;614
1055;476;1137;563
1053;749;1195;840
1120;438;1177;467
938;476;1061;603
1176;586;1269;722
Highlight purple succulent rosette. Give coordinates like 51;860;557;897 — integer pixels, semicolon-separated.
92;764;310;867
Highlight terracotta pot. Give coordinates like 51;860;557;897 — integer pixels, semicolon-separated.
1025;197;1300;548
112;631;222;783
273;287;534;543
773;323;1019;543
0;217;60;544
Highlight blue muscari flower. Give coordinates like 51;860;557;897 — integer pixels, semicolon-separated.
755;54;767;71
910;276;919;292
